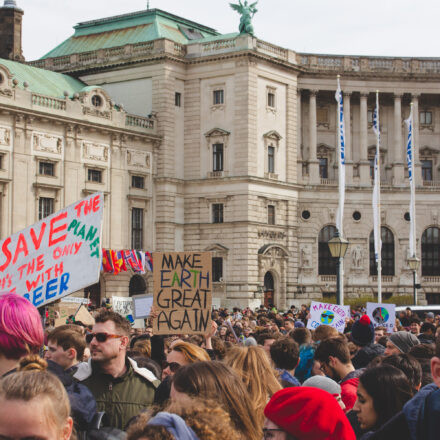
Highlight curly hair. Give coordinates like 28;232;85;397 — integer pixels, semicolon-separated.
126;398;242;440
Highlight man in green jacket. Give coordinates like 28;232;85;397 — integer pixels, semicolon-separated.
74;309;160;430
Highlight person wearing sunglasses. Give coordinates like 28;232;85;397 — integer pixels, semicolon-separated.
74;310;160;430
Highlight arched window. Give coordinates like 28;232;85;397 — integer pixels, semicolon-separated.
369;227;394;276
422;227;440;276
129;275;147;297
318;225;337;275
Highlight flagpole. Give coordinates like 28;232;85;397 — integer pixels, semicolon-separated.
375;91;382;303
410;103;417;304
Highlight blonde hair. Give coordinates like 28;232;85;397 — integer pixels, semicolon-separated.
224;345;281;431
127;398;242;440
0;355;71;436
132;339;151;358
171;341;210;363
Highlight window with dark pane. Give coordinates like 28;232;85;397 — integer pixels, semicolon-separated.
212;143;223;172
213;89;224;105
369;158;375;179
88;169;102;183
268;146;275;173
39;161;54;176
422;227;440;276
319;157;328;179
420;111;432;125
422;160;433;181
132;175;145;189
268;205;275;225
267;91;275;108
212;203;223;223
91;95;102;107
318;225;337;275
212;257;223;282
369;227;394;276
175;92;181;107
38;197;54;220
131;208;143;250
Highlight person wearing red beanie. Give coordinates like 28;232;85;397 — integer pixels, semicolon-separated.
263;387;356;440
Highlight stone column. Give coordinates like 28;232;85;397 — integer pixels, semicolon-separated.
308;90;319;184
359;93;370;184
343;92;352;184
411;94;422;185
393;94;404;184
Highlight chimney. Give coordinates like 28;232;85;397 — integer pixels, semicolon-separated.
0;0;24;62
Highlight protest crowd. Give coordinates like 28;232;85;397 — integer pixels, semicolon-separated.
1;292;440;440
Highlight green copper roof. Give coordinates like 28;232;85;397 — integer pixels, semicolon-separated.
0;58;87;98
42;8;219;59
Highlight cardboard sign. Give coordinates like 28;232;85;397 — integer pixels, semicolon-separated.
74;305;95;326
61;297;90;305
132;294;153;319
307;301;350;333
0;193;103;308
112;296;145;328
153;252;212;334
366;302;396;333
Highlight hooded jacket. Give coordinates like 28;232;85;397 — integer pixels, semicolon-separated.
74;357;160;430
361;383;440;440
340;369;364;412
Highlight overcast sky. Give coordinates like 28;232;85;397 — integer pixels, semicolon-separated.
19;0;440;60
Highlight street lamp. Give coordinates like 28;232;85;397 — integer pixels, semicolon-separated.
408;256;420;305
328;231;349;305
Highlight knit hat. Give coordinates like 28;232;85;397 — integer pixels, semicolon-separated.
244;336;257;346
426;312;435;319
302;376;341;395
388;331;420;353
351;315;374;346
264;387;355;440
148;412;199;440
294;320;305;328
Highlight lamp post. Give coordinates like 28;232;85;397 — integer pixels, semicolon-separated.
328;231;349;305
408;256;420;305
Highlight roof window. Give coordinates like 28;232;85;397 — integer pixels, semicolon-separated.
180;25;203;40
91;94;103;108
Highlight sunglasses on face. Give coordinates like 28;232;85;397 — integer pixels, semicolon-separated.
162;361;181;373
86;332;123;343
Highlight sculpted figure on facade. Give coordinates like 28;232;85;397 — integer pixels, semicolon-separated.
301;244;312;268
230;0;258;35
351;245;363;269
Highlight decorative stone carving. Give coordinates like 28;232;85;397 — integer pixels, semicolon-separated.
301;245;312;268
351;245;363;270
0;128;10;146
33;132;63;154
258;230;286;240
127;149;151;171
83;141;109;162
0;88;13;98
83;107;111;119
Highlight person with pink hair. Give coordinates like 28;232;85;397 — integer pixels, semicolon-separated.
0;292;44;377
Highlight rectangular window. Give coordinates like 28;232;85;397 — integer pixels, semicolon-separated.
267;91;275;108
319;157;328;179
268;205;275;225
175;92;181;107
212;257;223;282
422;160;433;181
38;197;54;220
369;158;375;179
317;107;329;125
131;208;143;250
88;169;102;183
213;144;224;172
367;110;373;124
268;146;275;173
39;161;54;176
213;89;224;105
0;155;4;169
131;175;145;189
420;111;432;125
212;203;224;223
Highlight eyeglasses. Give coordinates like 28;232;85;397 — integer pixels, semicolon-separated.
86;332;123;344
162;361;182;373
263;428;289;439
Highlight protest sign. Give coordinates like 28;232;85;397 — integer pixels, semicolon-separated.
0;192;103;308
307;301;350;333
74;305;95;326
153;252;212;334
132;294;153;319
112;296;145;328
366;302;396;333
61;297;90;305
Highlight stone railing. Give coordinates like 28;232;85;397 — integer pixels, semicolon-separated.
125;114;155;130
372;275;394;283
422;180;440;188
32;93;66;110
320;275;336;282
201;38;237;53
256;40;288;60
173;43;186;57
422;276;440;283
320;178;337;185
299;54;440;75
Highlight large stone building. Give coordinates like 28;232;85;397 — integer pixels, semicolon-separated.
1;1;440;307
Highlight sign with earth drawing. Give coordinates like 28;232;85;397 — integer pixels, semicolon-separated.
307;301;350;333
366;302;395;333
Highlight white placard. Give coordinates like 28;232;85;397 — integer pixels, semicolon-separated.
307;301;350;333
366;302;396;333
0;193;103;307
61;297;90;304
112;296;145;328
132;294;153;319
